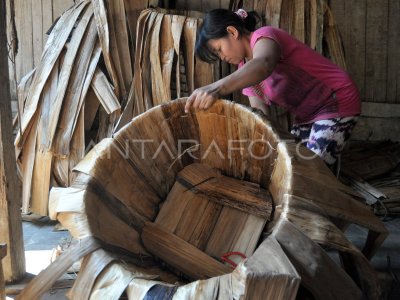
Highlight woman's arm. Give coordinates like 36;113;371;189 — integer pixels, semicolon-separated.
185;37;280;113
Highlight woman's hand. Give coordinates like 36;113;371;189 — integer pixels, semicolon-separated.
185;83;221;113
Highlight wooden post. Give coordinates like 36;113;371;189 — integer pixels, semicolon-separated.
1;244;6;300
0;0;25;282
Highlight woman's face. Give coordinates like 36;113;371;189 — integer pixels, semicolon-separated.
207;26;247;65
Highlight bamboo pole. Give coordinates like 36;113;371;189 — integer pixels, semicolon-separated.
0;0;25;282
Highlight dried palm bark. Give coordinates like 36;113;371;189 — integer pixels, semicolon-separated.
17;99;388;300
116;8;218;131
14;0;153;216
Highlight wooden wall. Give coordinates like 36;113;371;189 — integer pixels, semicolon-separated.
6;0;76;104
330;0;400;104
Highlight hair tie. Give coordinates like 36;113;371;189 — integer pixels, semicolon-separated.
235;9;248;20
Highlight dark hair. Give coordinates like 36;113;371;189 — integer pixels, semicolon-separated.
196;9;260;63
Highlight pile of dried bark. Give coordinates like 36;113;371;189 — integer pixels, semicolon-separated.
341;141;400;217
14;0;349;217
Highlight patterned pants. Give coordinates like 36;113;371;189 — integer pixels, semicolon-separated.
290;116;359;165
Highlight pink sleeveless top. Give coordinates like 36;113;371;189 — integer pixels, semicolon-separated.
240;26;361;125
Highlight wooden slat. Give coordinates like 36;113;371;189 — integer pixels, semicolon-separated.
273;220;362;300
85;186;149;256
160;14;175;100
68;105;85;186
31;0;43;66
150;13;166;106
0;244;7;300
387;0;400;103
177;163;273;219
107;0;132;99
265;0;282;27
142;222;232;280
74;138;161;221
42;0;53;46
365;0;388;103
171;14;186;98
205;206;249;258
155;182;193;232
91;68;121;114
15;0;33;81
141;11;158;112
187;201;223;250
0;1;25;281
293;0;305;42
16;237;100;300
92;0;120;98
236;236;300;300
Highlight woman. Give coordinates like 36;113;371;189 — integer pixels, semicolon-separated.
185;8;361;166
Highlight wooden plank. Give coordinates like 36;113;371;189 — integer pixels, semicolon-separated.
205;207;249;258
0;244;6;300
387;0;400;103
142;222;232;280
359;102;400;118
84;186;149;256
173;191;212;241
177;163;273;219
16;237;100;300
42;0;53;46
155;181;194;232
74;138;161;222
187;200;223;250
31;0;43;66
236;236;300;300
0;0;25;281
293;0;305;42
15;0;33;81
265;0;282;27
273;220;362;300
365;0;388;103
341;0;366;100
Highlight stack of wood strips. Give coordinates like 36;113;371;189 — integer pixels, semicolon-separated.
341;141;400;217
18;100;388;300
13;0;154;216
116;8;221;130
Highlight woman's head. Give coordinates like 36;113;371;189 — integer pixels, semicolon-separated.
196;9;260;64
